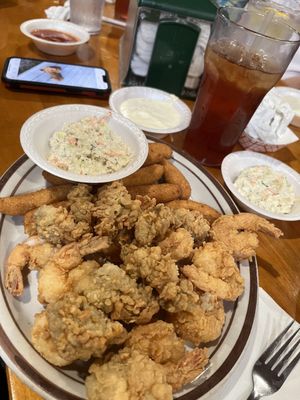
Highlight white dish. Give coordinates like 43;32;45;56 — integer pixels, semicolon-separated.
0;145;257;400
272;86;300;128
20;104;148;184
221;151;300;221
109;86;192;138
20;19;90;56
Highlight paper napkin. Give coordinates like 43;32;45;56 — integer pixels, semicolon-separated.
201;288;300;400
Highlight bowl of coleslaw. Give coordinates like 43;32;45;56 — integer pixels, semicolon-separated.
20;104;149;184
221;151;300;221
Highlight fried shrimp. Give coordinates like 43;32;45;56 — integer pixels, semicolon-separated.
165;347;208;391
38;237;111;304
5;235;110;299
210;213;283;261
182;242;244;301
5;237;54;296
158;228;194;261
168;293;225;345
86;350;173;400
124;321;185;364
123;321;208;391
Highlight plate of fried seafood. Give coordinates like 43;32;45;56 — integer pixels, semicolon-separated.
0;141;283;400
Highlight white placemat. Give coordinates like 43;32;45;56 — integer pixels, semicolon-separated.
201;287;300;400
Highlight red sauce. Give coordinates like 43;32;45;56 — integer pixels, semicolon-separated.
31;29;79;43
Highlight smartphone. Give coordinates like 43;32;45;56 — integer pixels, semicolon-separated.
1;57;111;98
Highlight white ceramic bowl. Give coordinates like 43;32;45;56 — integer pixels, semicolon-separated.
20;104;148;184
20;19;90;56
221;151;300;221
109;86;192;138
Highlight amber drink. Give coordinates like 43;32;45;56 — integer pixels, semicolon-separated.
184;7;300;166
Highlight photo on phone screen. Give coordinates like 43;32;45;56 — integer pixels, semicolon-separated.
3;57;109;91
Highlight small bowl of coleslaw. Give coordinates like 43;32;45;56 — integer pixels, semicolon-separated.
20;104;149;184
221;151;300;221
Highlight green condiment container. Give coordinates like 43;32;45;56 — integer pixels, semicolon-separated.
119;0;217;98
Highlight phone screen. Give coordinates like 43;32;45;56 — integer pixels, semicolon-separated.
4;57;109;90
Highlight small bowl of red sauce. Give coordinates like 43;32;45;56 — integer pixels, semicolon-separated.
20;19;90;56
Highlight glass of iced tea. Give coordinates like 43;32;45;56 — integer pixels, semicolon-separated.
183;7;300;167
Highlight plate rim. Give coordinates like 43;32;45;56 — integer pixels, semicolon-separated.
0;144;258;400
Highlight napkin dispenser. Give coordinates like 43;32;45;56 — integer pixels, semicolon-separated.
119;0;217;98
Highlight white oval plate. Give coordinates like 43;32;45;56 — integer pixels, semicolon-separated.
20;104;148;184
0;144;257;400
221;151;300;221
109;86;192;137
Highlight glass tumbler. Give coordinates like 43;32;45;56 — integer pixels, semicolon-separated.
183;6;300;167
70;0;105;34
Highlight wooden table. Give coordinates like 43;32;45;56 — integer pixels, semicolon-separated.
0;1;299;400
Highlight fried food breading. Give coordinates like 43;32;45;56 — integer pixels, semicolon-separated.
5;235;110;300
143;143;172;166
210;213;283;261
33;204;92;245
86;350;173;400
37;239;110;304
23;200;70;236
172;208;210;244
121;245;179;292
69;261;159;324
31;311;70;367
165;347;208;391
27;185;95;245
158;279;199;313
93;182;146;240
182;242;244;301
3;180;284;397
122;321;208;392
158;228;194;261
166;199;221;224
46;293;127;364
0;184;73;216
134;204;173;246
127;183;181;203
124;321;185;364
168;293;225;345
121;163;164;186
5;237;54;296
162;159;191;199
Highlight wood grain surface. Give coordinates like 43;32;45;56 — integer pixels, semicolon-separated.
0;1;299;400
